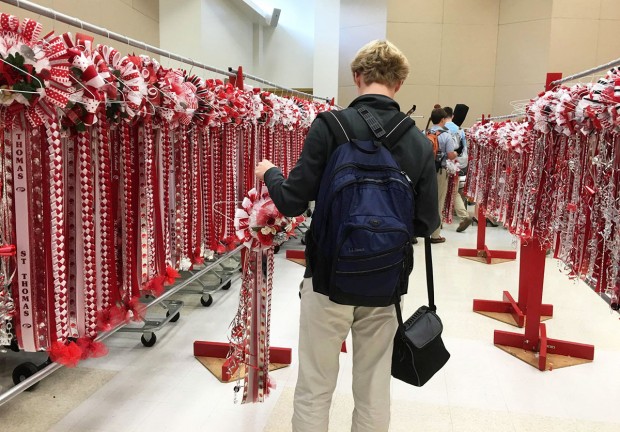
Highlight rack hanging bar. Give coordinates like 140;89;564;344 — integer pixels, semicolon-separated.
228;67;332;102
476;112;525;122
1;0;235;78
0;245;243;407
550;56;620;86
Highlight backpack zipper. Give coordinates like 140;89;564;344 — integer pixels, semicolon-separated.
339;243;406;261
335;260;403;275
334;226;410;261
319;177;413;224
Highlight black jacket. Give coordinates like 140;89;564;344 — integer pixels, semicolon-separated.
264;94;440;297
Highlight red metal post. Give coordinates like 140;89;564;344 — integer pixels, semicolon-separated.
545;72;563;91
229;66;245;90
193;341;292;382
458;206;517;263
475;206;486;251
493;238;594;370
285;249;305;260
521;238;547;350
473;238;553;327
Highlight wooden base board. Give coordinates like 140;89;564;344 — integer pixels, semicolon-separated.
495;344;592;371
476;311;552;327
287;258;306;267
461;255;515;265
196;356;289;383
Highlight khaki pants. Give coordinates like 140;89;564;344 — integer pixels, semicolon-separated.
432;169;449;238
292;278;398;432
452;178;469;220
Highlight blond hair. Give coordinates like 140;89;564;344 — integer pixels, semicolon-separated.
350;40;410;87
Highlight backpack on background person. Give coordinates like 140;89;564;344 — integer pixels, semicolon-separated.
425;128;447;172
310;106;416;307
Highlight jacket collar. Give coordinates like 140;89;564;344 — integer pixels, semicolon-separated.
348;94;401;111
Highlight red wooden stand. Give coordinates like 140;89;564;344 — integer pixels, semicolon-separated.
458;206;516;264
473;239;554;327
285;249;305;260
493;238;594;370
194;341;292;382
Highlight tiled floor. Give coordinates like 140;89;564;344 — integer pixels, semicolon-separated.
1;219;619;431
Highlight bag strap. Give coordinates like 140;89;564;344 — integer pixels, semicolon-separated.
357;106;387;139
382;111;415;149
318;110;354;145
357;105;415;150
395;237;436;328
424;237;436;310
320;106;415;149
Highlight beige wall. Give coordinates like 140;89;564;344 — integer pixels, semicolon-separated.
160;0;316;89
549;0;620;77
388;0;500;127
338;0;387;105
493;0;553;116
337;0;500;127
314;0;340;101
338;0;620;127
0;0;159;57
494;0;620;115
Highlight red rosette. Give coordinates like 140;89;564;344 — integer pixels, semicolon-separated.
165;266;180;285
146;274;166;297
256;230;274;247
76;337;109;360
49;340;83;368
96;305;126;332
124;296;146;322
235;187;303;250
255;199;279;227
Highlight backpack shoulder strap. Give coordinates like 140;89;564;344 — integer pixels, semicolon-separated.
317;110;354;145
383;112;415;149
357;105;387;140
357;106;415;149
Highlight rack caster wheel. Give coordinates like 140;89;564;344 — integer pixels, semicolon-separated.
200;294;213;307
222;280;232;290
9;338;20;352
274;245;280;254
166;311;181;322
141;333;157;347
12;362;40;389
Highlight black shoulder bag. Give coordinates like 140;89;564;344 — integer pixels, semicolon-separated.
391;237;450;386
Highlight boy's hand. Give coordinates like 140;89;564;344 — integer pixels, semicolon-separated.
255;159;276;181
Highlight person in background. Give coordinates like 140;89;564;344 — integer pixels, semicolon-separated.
255;40;439;432
443;106;472;233
425;105;456;243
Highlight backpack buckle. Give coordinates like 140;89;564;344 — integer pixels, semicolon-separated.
358;106;386;139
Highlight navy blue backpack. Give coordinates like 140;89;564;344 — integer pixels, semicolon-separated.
311;107;416;307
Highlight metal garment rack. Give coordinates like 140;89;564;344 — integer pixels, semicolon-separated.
227;67;332;102
180;254;243;308
469;63;620;374
0;0;324;406
549;55;620;86
117;246;243;346
0;246;243;407
476;112;524;122
0;0;332;103
476;56;620;123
